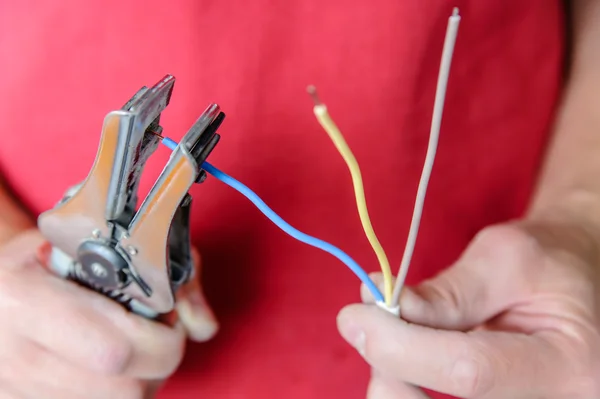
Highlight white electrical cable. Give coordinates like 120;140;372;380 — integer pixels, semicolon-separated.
376;300;401;316
391;8;461;308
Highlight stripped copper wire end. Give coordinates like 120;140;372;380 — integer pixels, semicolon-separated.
306;85;323;106
148;130;164;139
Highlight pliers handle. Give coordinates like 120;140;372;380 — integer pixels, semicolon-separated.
38;75;224;318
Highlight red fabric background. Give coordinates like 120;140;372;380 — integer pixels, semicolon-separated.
0;1;564;398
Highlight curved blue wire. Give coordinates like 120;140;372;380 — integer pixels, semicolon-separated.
160;137;384;303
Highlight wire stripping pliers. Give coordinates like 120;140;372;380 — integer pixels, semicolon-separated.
37;75;225;319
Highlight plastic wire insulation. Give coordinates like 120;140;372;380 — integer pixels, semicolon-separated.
391;9;461;306
162;137;178;150
312;104;394;306
159;137;384;302
201;161;384;303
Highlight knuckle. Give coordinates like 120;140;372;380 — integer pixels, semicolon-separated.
421;276;464;323
471;224;541;275
474;225;534;258
121;319;186;379
93;335;134;375
451;345;495;397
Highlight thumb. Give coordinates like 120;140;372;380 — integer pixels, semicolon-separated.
368;369;432;399
401;225;541;330
336;302;568;398
175;248;219;342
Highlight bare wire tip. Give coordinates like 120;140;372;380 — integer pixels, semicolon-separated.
452;7;459;16
148;130;164;139
306;85;322;106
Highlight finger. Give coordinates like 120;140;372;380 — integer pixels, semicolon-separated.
337;303;569;398
0;391;20;399
360;273;386;304
2;266;184;379
360;273;427;324
175;247;218;342
368;369;431;399
0;229;45;272
400;225;543;330
0;337;144;399
101;300;187;379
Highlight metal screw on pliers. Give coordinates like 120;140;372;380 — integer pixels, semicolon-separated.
91;262;108;278
126;246;138;256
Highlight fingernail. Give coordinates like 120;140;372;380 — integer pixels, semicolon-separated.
176;299;219;342
337;308;366;356
354;331;366;356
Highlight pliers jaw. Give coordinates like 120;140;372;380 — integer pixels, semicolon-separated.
38;75;224;318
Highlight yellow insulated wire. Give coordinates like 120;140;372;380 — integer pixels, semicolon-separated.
307;86;393;306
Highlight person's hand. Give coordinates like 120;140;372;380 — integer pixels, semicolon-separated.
0;229;218;398
336;222;600;398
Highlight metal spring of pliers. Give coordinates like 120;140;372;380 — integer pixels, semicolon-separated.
37;75;224;319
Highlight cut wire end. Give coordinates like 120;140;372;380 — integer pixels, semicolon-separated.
306;85;323;106
391;7;461;308
148;130;164;139
148;130;179;150
307;86;394;306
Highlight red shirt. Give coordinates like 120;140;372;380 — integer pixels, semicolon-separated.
0;1;564;398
